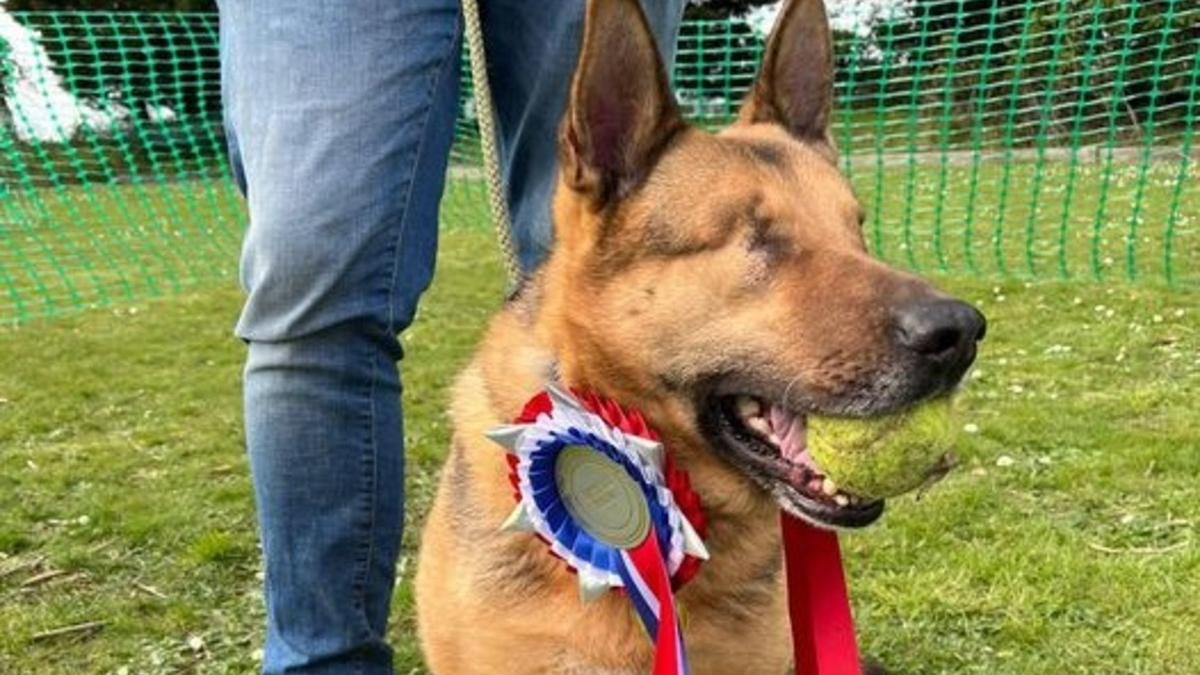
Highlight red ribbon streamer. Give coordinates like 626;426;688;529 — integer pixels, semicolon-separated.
623;533;688;675
782;513;862;675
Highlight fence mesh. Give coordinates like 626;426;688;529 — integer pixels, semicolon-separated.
1;3;1196;324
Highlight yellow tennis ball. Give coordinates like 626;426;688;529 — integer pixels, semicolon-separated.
808;397;960;501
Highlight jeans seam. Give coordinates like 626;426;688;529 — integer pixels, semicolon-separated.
356;343;376;675
353;7;463;666
384;9;463;333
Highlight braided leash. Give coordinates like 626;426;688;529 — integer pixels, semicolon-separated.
461;0;522;287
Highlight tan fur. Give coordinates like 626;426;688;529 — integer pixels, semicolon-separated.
416;1;974;673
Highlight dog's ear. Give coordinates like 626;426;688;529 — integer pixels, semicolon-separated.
559;0;685;206
738;0;837;157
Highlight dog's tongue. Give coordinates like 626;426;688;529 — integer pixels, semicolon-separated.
769;404;808;464
767;404;830;494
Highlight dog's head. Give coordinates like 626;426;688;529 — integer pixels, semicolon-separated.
540;0;985;529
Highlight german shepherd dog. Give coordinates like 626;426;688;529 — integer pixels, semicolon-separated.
416;0;985;672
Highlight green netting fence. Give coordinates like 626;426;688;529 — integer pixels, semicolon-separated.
1;3;1196;324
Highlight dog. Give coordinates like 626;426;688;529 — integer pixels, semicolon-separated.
415;0;986;672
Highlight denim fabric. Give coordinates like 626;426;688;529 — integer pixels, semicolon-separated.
219;1;685;673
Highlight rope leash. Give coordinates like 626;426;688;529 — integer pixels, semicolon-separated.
461;0;522;287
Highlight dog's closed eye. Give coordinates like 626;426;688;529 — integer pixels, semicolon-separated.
748;217;790;259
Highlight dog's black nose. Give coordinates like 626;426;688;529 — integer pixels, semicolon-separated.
894;298;986;382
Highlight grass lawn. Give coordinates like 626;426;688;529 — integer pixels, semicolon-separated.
1;227;1197;674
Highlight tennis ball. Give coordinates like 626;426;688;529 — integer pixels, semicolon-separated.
808;397;960;501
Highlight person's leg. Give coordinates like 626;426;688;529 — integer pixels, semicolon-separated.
219;1;461;673
480;0;688;274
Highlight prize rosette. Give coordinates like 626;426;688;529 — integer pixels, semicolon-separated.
487;385;708;675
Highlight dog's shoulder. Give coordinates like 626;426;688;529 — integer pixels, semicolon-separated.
452;274;556;430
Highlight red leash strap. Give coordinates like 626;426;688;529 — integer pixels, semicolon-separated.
781;513;862;675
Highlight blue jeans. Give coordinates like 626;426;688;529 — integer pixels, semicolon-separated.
218;1;685;673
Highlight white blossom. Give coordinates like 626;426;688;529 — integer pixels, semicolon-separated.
746;0;913;39
0;2;127;143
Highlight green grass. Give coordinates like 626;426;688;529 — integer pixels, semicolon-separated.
1;227;1197;674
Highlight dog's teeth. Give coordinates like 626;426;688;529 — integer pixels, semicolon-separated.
834;494;850;507
821;477;839;496
736;396;763;419
745;415;772;438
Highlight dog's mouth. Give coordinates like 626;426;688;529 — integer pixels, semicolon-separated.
701;394;885;529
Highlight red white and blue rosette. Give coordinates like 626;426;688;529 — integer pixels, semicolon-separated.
487;385;708;675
